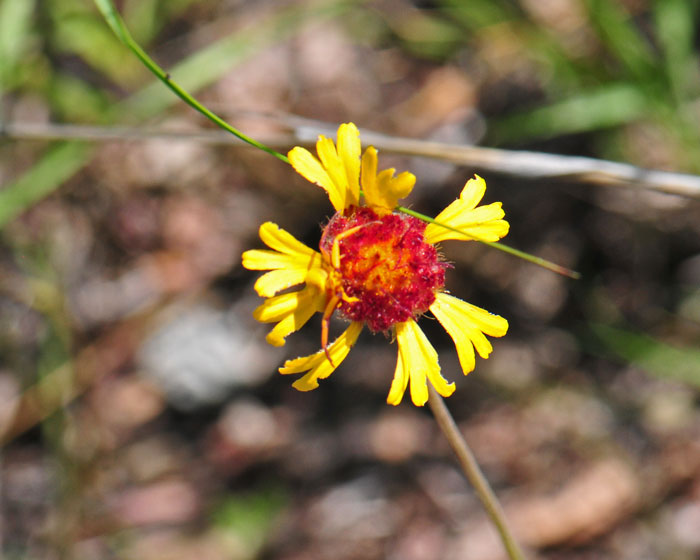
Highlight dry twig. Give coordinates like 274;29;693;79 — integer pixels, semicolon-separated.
4;119;700;199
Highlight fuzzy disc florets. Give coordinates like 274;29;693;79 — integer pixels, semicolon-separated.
320;206;446;332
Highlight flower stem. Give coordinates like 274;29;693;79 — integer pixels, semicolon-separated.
398;205;580;279
93;0;289;164
94;0;578;280
427;386;528;560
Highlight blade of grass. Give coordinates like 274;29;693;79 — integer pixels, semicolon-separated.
123;0;202;44
0;1;345;228
0;142;89;226
0;0;36;89
6;1;578;277
122;0;160;44
440;0;516;29
653;0;697;99
51;8;139;84
488;83;648;144
591;323;700;388
94;0;285;161
583;0;657;81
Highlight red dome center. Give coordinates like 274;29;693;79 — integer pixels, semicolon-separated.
320;207;446;332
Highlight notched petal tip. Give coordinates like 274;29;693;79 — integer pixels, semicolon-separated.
258;221;277;236
337;123;361;158
424;174;509;245
240;249;258;269
291;376;319;391
410;386;429;407
430;292;507;377
462;174;487;200
278;322;363;393
337;123;361;206
394;320;452;407
338;122;359;135
265;333;286;347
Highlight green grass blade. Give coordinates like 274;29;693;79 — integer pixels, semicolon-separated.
584;0;657;81
653;0;699;99
1;2;342;228
94;0;289;161
0;142;90;226
591;323;700;388
0;0;36;88
440;0;516;29
489;83;648;143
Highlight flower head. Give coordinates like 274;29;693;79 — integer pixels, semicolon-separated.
242;123;509;406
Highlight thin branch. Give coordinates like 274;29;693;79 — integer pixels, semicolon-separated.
294;119;700;199
428;386;528;560
4;119;700;199
0;121;580;278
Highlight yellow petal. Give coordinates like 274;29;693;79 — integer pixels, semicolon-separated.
242;249;311;272
362;154;416;214
265;310;313;346
243;223;324;296
424;176;509;244
253;290;307;323
430;292;508;376
288;146;344;211
456;297;509;337
457;174;487;210
279;322;363;391
337;123;361;207
253;287;317;322
395;320;454;406
258;222;318;257
253;269;310;298
316;135;349;207
386;346;409;406
377;169;415;204
360;146;380;208
289;124;364;211
253;286;326;347
266;296;324;346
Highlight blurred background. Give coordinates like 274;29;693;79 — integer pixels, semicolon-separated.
1;0;700;558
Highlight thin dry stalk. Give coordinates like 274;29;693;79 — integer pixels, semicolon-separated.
427;386;528;560
4;120;700;198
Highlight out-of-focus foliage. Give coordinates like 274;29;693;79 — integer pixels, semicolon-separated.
1;1;700;559
392;1;700;171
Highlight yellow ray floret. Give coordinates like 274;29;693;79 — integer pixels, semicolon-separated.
360;146;416;215
424;175;509;244
337;123;361;204
241;222;323;297
389;320;455;407
429;292;508;376
386;341;409;406
253;285;326;347
288;123;361;212
279;321;363;391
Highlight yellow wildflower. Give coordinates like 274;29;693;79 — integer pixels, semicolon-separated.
242;123;509;406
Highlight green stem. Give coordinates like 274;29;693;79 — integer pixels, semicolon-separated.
93;0;288;163
427;387;528;560
94;0;578;279
398;205;581;279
